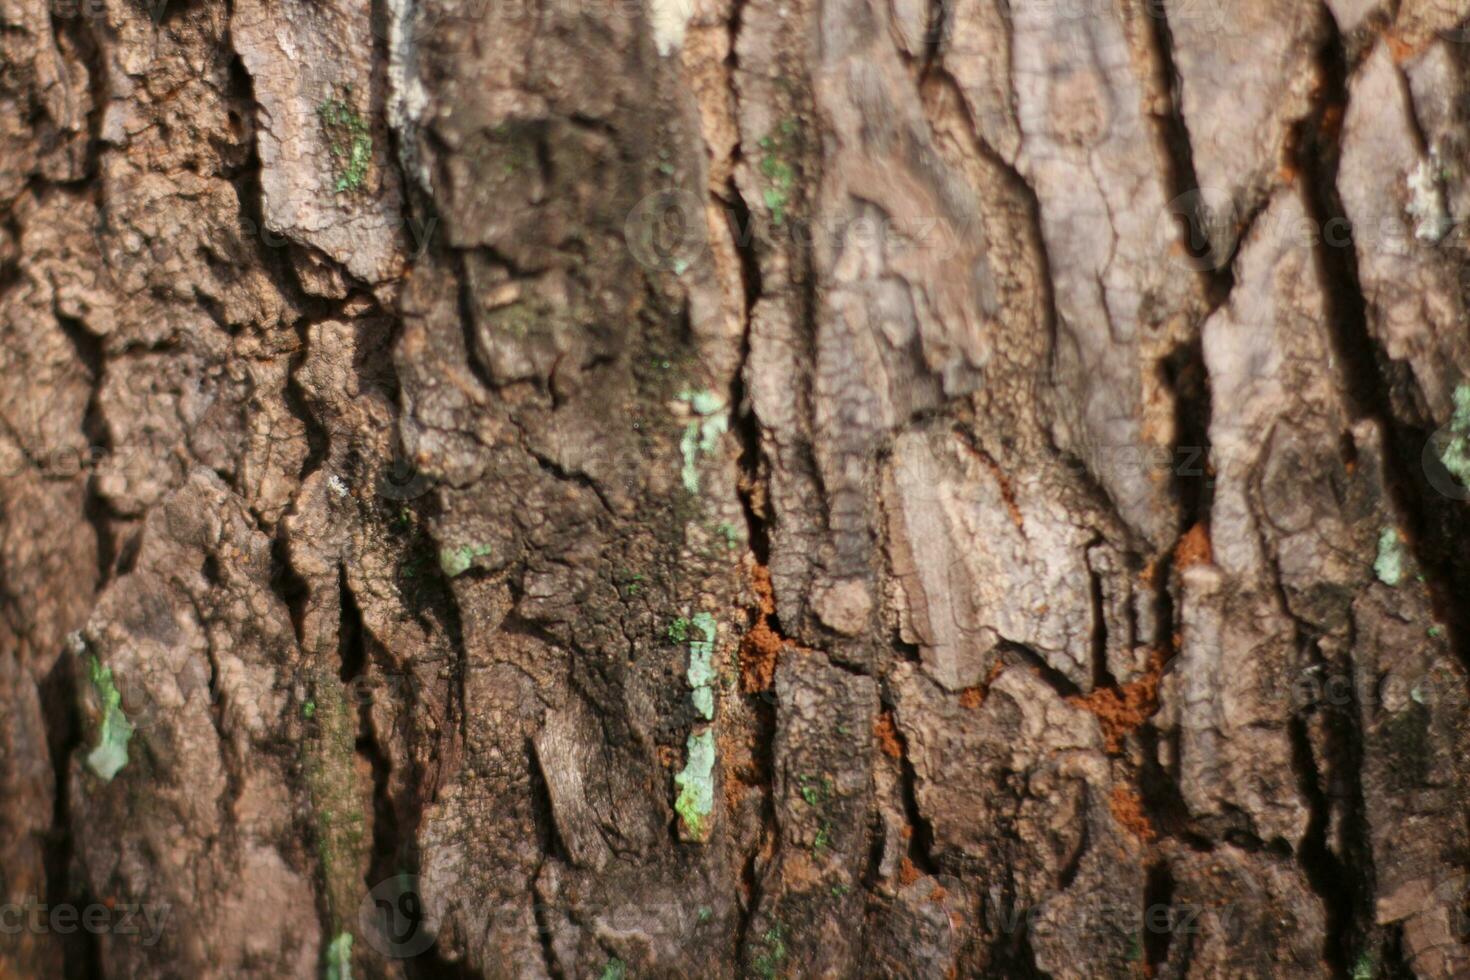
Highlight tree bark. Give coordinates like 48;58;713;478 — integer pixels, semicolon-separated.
3;0;1470;977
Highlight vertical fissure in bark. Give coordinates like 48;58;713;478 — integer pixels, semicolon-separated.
271;530;312;646
525;743;569;980
38;654;100;980
337;564;367;683
529;882;566;980
1160;339;1213;536
1134;723;1210;850
336;566;383;905
720;35;785;943
1087;548;1116;691
1142;860;1176;971
728;184;770;566
1287;18;1407;968
1293;681;1358;980
890;711;937;876
1300;17;1470;676
454;251;497;393
1140;0;1233;305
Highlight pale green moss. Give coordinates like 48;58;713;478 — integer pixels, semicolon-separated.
1374;527;1404;586
439;543;492;578
673;729;716;840
758;120;799;226
676;389;728;494
600;958;627;980
324;932;353;980
317;95;372;194
753;922;787;978
714;522;741;550
1440;384;1470;486
304;668;366;938
84;654;134;781
687;613;718;720
798;774;835;857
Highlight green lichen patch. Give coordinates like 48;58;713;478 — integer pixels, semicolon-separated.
714;522;741;551
619;570;646;597
676;388;728;495
599;957;627;980
686;612;718;721
758;119;800;226
1374;527;1403;586
304;667;367;936
797;774;835;856
1439;383;1470;486
84;654;134;781
752;922;787;979
317;93;372;194
439;543;492;578
797;773;833;807
324;931;353;980
673;728;716;841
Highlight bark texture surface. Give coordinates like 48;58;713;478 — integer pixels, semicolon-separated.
3;0;1470;977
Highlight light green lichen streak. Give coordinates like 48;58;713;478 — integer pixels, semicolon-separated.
324;932;353;980
85;654;134;781
674;729;716;840
439;543;492;578
1440;384;1470;486
677;389;728;494
1374;527;1403;586
687;612;717;720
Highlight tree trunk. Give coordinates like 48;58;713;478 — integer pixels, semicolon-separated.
4;0;1470;976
